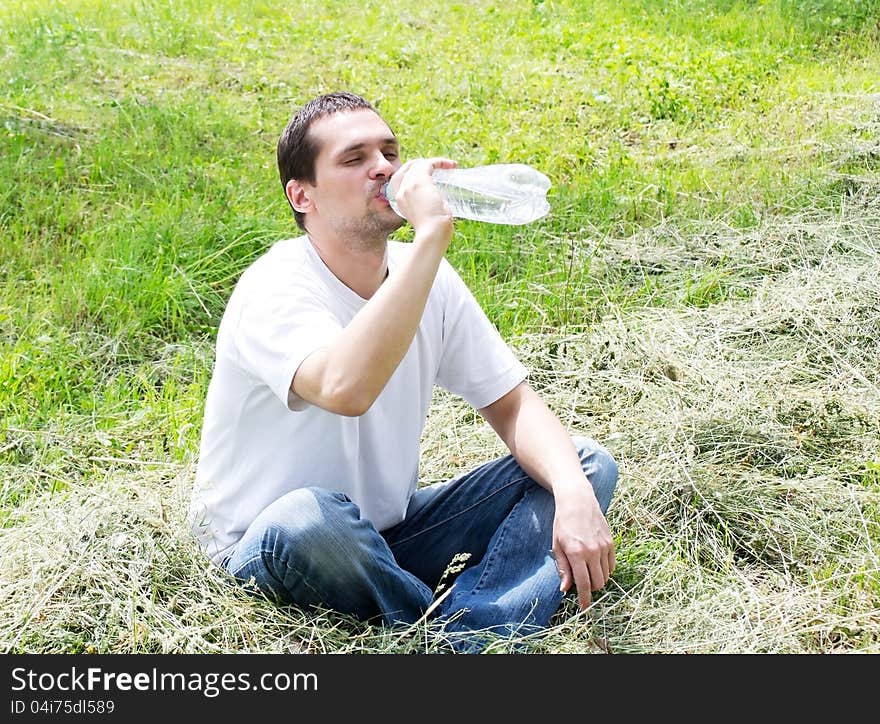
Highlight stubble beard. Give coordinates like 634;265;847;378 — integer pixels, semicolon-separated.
332;207;405;254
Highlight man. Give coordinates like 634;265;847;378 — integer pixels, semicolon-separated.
190;91;618;651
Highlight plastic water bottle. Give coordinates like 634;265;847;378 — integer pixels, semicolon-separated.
382;163;551;225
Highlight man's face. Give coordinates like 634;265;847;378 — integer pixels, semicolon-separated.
304;108;404;242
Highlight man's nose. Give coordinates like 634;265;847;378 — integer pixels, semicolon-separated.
369;151;395;179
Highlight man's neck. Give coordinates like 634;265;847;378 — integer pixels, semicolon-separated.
306;232;389;300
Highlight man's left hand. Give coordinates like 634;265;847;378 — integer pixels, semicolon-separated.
551;484;616;610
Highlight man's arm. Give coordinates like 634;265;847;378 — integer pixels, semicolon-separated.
478;381;615;609
292;158;454;416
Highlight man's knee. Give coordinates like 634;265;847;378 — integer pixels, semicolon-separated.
259;486;361;554
252;487;379;593
571;435;618;514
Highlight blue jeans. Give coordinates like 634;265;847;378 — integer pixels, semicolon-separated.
224;436;618;650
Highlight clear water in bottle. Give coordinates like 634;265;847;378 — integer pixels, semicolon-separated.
382;163;551;225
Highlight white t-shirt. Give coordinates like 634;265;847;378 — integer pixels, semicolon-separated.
190;236;527;565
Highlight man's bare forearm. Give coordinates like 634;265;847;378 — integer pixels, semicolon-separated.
480;382;593;496
294;227;450;415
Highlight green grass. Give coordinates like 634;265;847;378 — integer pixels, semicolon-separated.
1;0;879;653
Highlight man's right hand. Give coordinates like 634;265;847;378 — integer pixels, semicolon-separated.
387;157;457;242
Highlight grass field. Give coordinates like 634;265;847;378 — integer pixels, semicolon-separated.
1;0;879;653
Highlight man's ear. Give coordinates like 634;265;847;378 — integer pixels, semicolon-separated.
286;179;314;214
